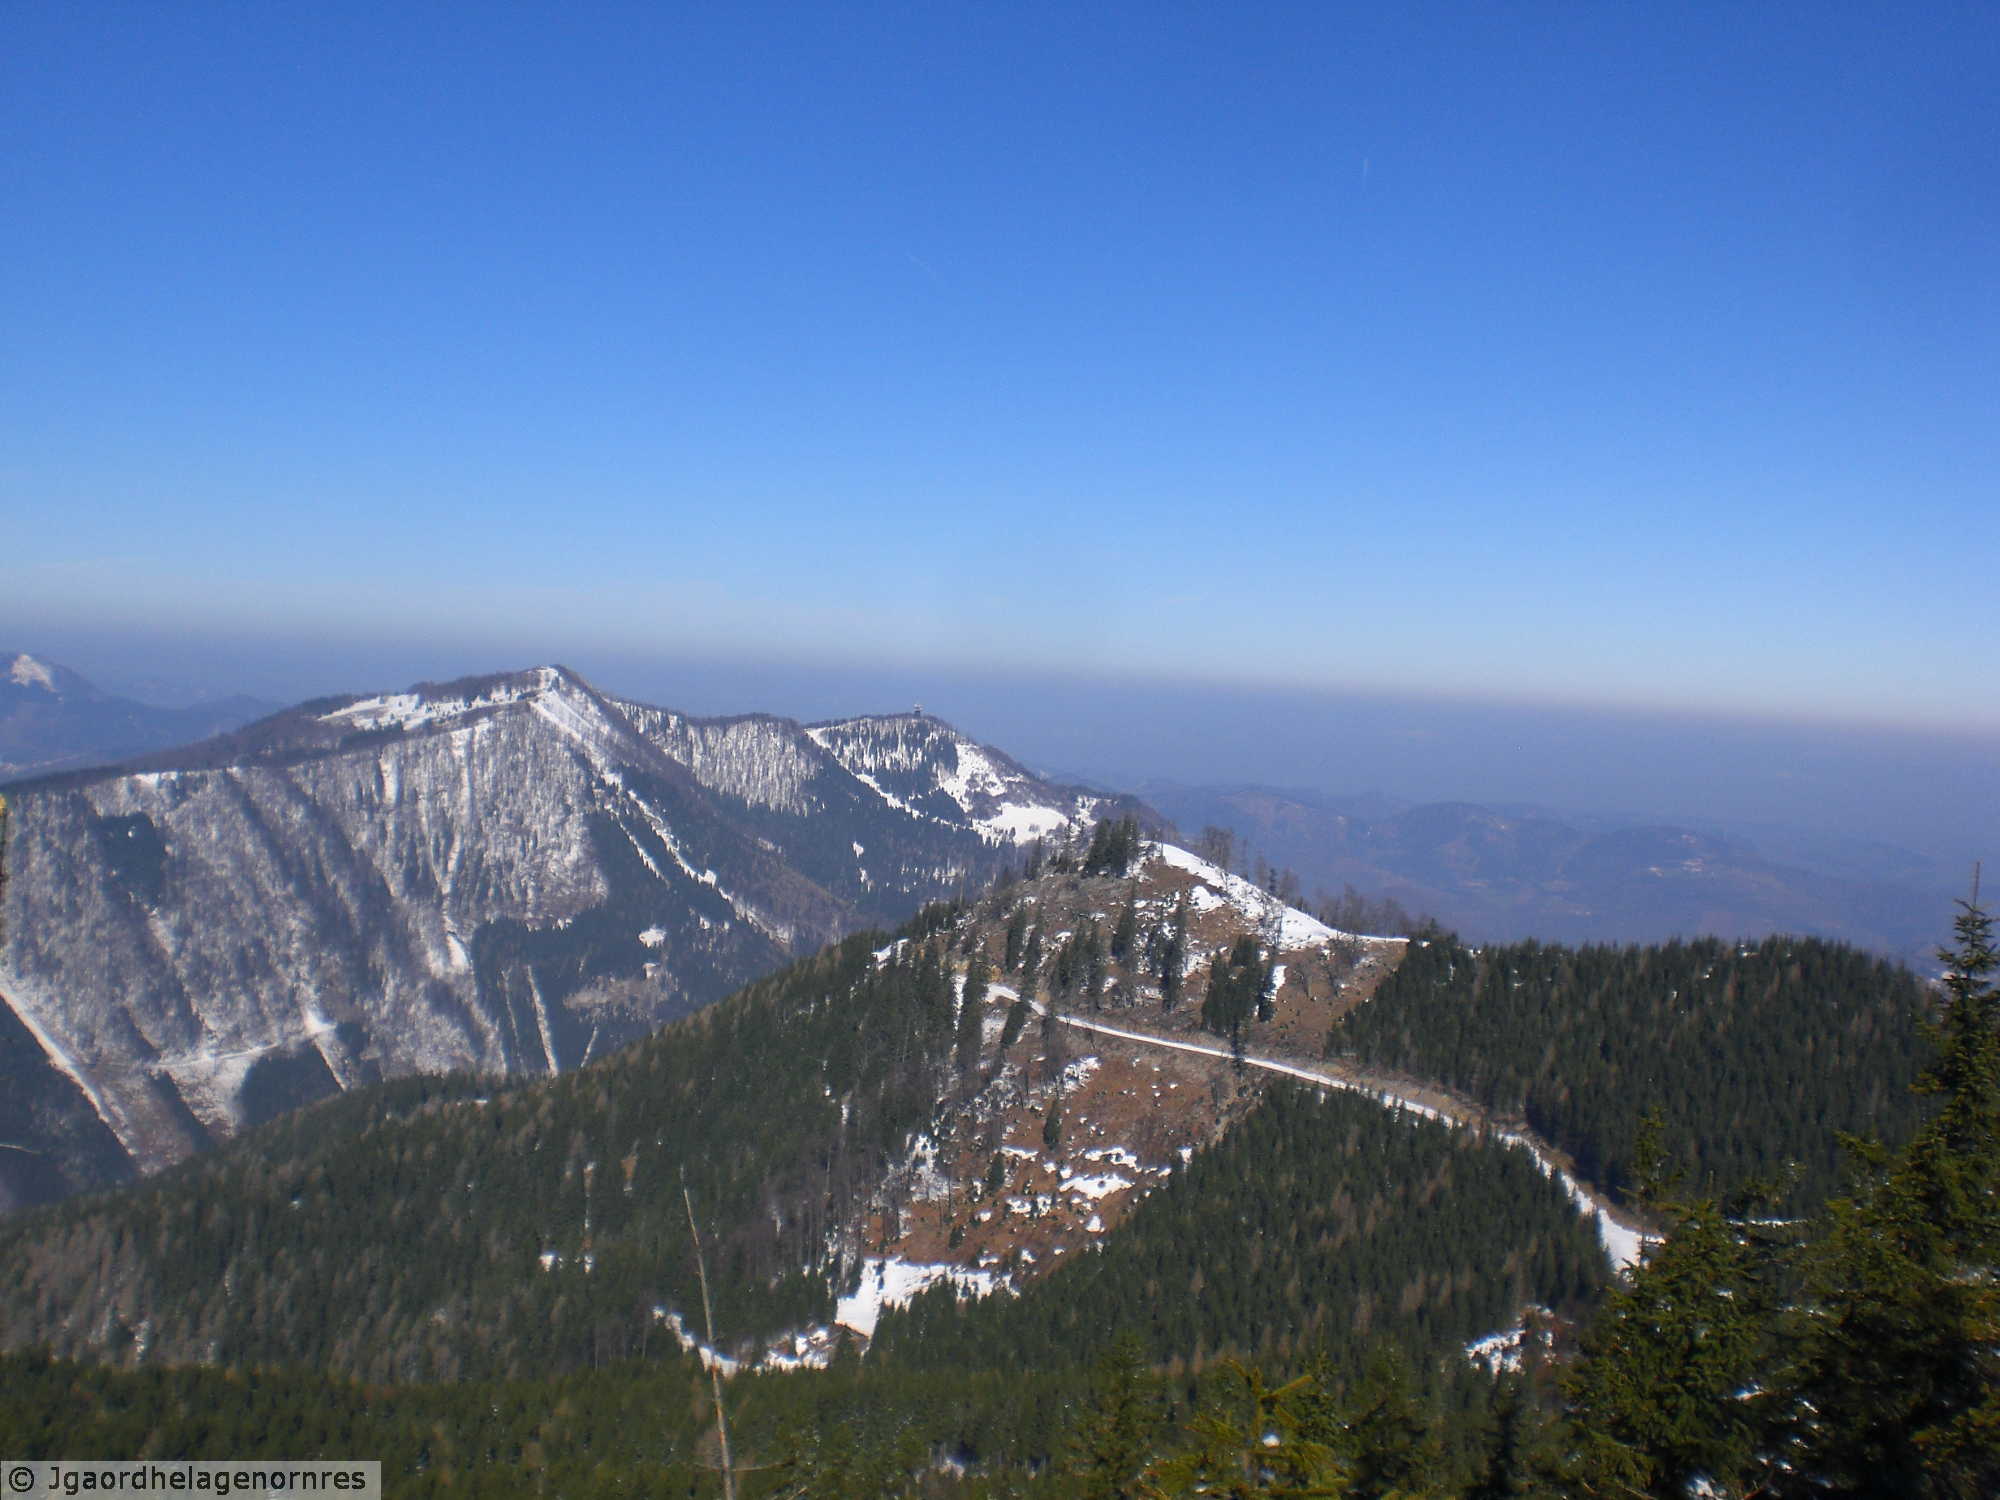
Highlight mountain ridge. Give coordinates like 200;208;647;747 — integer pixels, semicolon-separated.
0;831;1926;1393
0;663;1126;1212
0;651;277;783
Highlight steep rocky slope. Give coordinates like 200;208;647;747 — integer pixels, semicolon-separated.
0;666;1113;1210
0;837;1442;1376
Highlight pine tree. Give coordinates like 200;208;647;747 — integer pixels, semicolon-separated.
1342;1348;1445;1498
1112;886;1140;967
1066;1331;1159;1499
1162;894;1190;1013
1084;815;1143;877
1779;888;2000;1495
1086;920;1108;1008
1562;1194;1772;1496
1201;936;1264;1046
1000;993;1032;1051
1023;920;1045;993
1468;1373;1560;1500
956;952;990;1078
1141;1360;1347;1497
1005;905;1030;973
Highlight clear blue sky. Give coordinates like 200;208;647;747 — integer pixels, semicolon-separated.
3;1;1996;734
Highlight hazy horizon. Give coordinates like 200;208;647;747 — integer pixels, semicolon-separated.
7;620;1993;880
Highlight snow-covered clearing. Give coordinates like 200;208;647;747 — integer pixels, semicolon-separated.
835;1256;1010;1340
1149;842;1383;949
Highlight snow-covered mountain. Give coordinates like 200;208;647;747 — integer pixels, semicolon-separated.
0;665;1120;1210
0;651;274;782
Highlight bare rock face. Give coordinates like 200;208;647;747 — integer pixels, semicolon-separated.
0;665;1111;1210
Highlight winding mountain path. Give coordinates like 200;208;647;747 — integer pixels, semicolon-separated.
1017;990;1651;1271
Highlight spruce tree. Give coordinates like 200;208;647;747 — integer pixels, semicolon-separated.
1563;1194;1772;1496
1021;920;1045;1003
1004;904;1030;973
1111;886;1140;966
956;952;990;1078
1780;889;2000;1495
1065;1331;1159;1499
1161;894;1190;1013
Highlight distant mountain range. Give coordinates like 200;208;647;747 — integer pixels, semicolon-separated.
0;652;276;781
0;663;1121;1211
1140;783;1954;966
0;649;1956;1218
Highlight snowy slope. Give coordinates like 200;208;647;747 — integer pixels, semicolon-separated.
806;712;1102;845
0;667;1147;1211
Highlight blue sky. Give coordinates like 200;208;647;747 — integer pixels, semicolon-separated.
3;2;1996;738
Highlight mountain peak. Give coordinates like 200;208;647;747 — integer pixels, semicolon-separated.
8;654;56;692
4;652;99;700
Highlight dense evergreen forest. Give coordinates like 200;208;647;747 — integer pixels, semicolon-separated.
3;834;1992;1495
1331;934;1931;1204
0;1339;1530;1498
0;905;978;1379
873;1083;1605;1377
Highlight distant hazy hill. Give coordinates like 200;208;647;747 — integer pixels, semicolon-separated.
0;652;276;782
1143;782;1951;963
0;664;1123;1211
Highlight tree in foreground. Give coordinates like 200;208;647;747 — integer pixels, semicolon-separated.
1775;886;2000;1496
1067;1332;1164;1500
1558;888;2000;1497
1138;1361;1349;1498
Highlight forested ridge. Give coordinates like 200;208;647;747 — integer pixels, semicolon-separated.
2;832;1990;1495
1331;934;1930;1204
872;1082;1605;1374
0;906;976;1380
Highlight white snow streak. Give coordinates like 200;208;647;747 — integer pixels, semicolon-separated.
8;653;56;690
835;1256;1009;1340
524;970;561;1076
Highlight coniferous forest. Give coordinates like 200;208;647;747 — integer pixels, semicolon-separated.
1;861;1993;1496
1331;934;1932;1205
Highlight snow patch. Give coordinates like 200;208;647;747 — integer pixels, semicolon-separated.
8;654;55;691
835;1256;1009;1340
1059;1054;1101;1091
1064;1172;1134;1202
524;970;561;1076
320;671;555;735
977;801;1073;844
1464;1312;1553;1375
1149;841;1396;949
